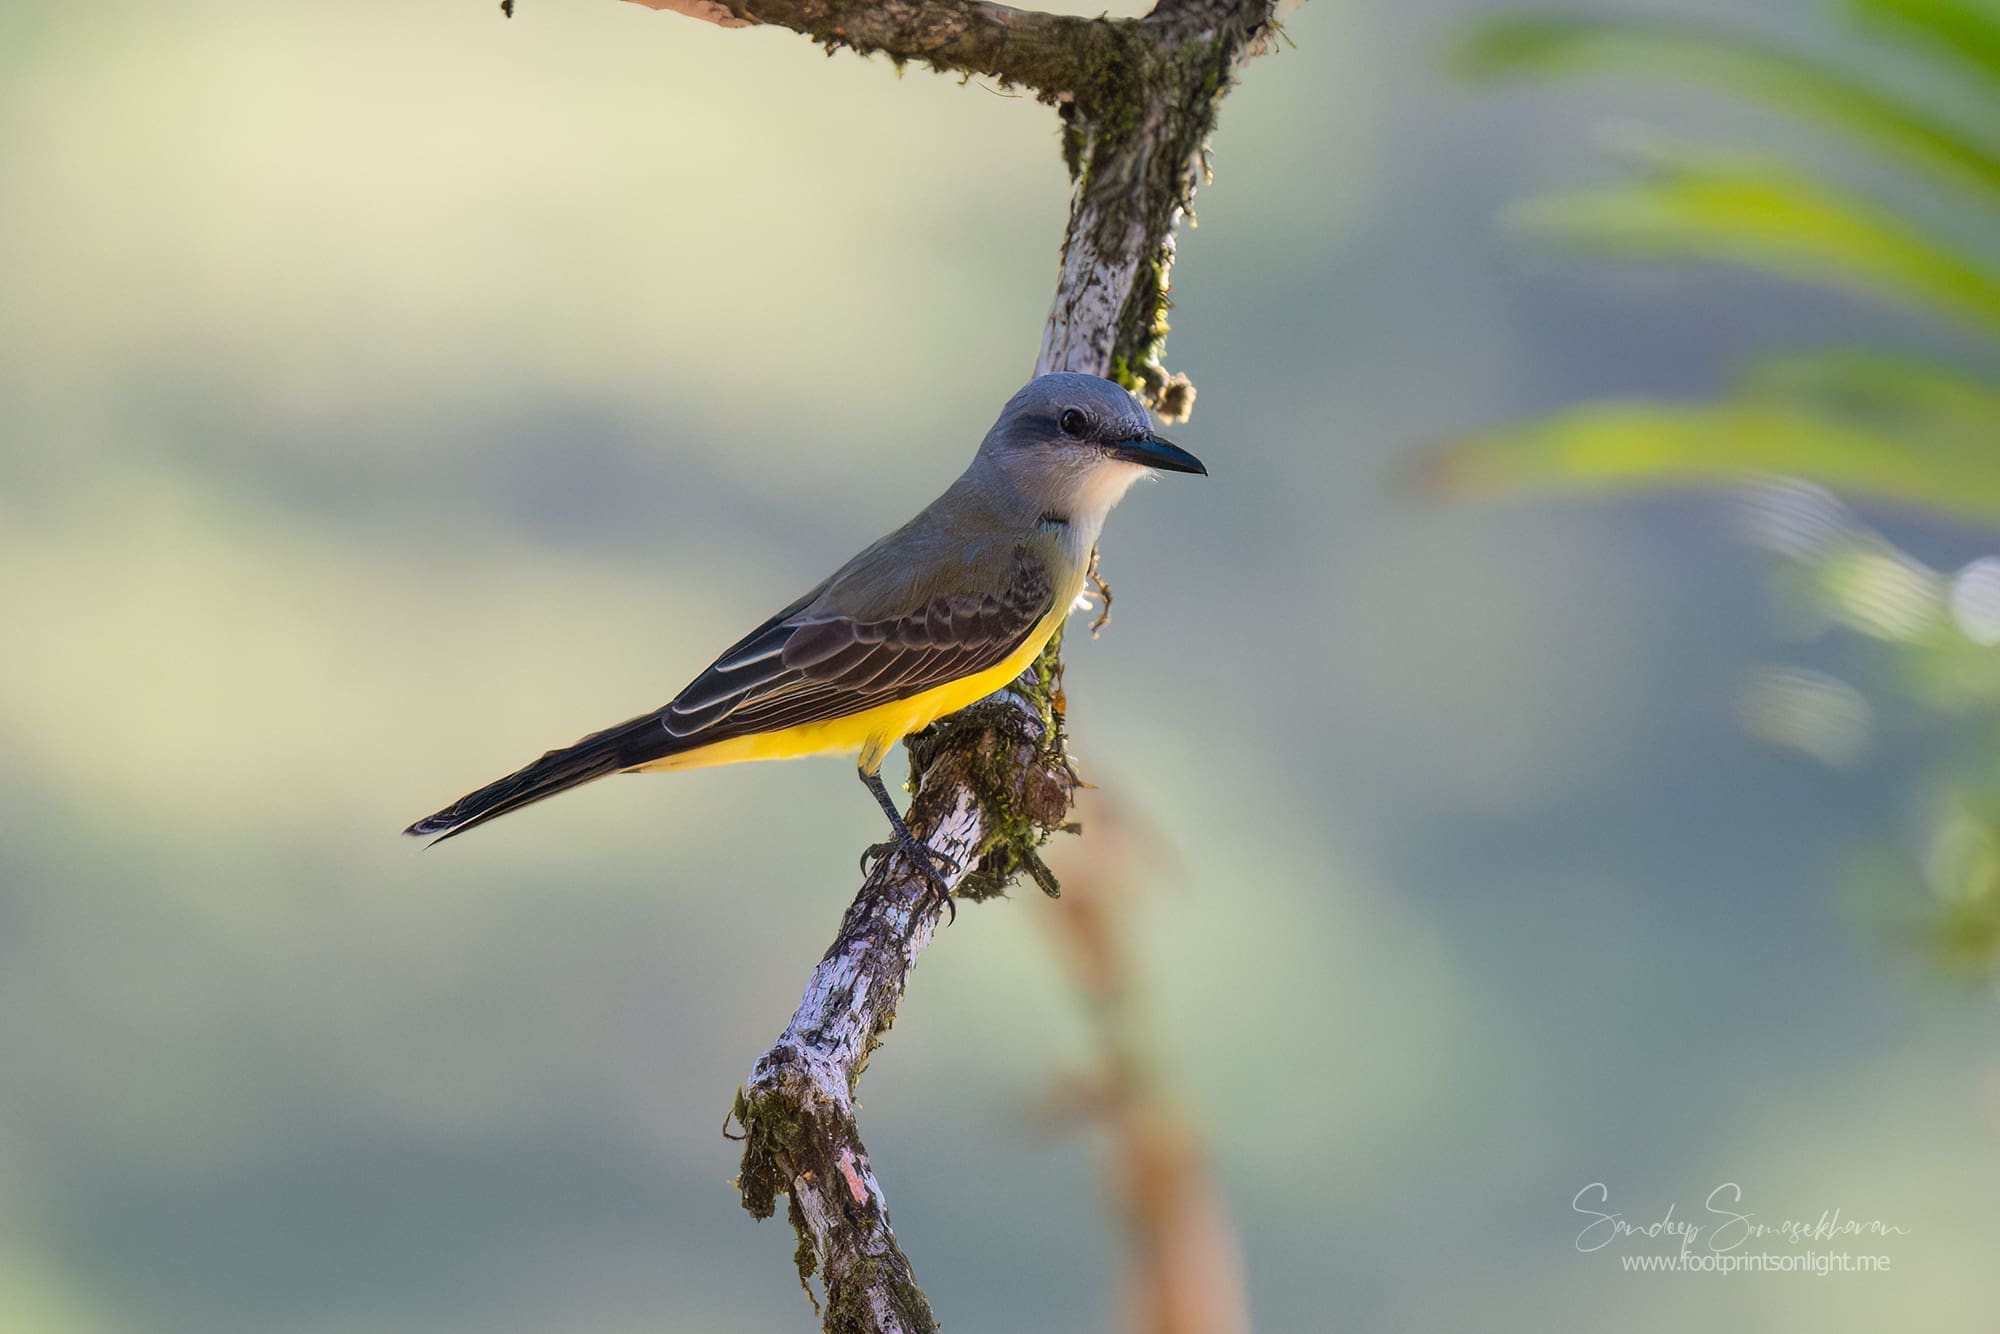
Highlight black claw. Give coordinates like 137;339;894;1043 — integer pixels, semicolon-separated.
856;767;961;923
862;834;960;923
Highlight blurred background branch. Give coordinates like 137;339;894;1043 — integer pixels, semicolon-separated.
1035;795;1251;1334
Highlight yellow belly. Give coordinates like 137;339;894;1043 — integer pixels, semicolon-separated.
629;604;1068;777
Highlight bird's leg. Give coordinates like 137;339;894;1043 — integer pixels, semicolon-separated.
857;767;959;922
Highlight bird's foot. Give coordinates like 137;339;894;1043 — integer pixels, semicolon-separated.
860;834;961;924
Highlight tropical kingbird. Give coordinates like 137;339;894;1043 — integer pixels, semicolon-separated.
405;372;1205;901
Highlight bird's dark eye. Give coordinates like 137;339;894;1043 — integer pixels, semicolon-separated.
1058;408;1089;439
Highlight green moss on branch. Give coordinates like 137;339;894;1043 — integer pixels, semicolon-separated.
728;0;1140;105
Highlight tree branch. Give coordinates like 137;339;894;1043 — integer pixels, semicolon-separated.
748;0;1137;102
1040;0;1290;406
732;660;1076;1334
607;0;1286;1325
624;0;1135;99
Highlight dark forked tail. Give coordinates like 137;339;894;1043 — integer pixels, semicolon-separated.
404;713;672;843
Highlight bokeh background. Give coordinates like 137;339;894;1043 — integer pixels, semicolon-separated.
3;0;1993;1330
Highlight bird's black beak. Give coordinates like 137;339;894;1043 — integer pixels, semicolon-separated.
1107;432;1206;475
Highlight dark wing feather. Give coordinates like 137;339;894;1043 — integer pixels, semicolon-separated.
661;547;1056;744
403;548;1057;842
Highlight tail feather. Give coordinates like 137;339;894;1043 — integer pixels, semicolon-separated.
405;713;672;843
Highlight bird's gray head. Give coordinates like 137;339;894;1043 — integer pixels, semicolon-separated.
971;372;1205;527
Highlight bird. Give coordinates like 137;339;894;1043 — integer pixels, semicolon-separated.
404;372;1206;906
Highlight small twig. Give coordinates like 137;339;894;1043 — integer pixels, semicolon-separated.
1022;846;1064;898
1085;544;1115;638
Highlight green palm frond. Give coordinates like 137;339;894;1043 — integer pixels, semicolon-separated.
1449;1;2000;977
1432;394;2000;524
1740;349;2000;433
1513;149;2000;333
1458;13;2000;200
1852;0;2000;89
1437;5;2000;508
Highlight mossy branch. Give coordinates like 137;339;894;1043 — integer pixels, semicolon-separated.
737;0;1139;106
728;667;1074;1333
598;0;1284;1327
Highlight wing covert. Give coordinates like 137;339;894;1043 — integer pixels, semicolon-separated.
660;548;1056;743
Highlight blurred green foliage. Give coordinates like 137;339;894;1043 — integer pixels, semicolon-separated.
8;4;1994;1329
1445;1;2000;978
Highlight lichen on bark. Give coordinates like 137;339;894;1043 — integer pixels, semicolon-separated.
594;0;1284;1326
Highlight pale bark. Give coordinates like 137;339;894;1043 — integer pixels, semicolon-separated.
590;0;1288;1326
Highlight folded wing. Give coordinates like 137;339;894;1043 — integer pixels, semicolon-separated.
663;547;1056;742
403;545;1057;842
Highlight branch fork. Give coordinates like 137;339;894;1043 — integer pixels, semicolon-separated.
589;0;1285;1324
